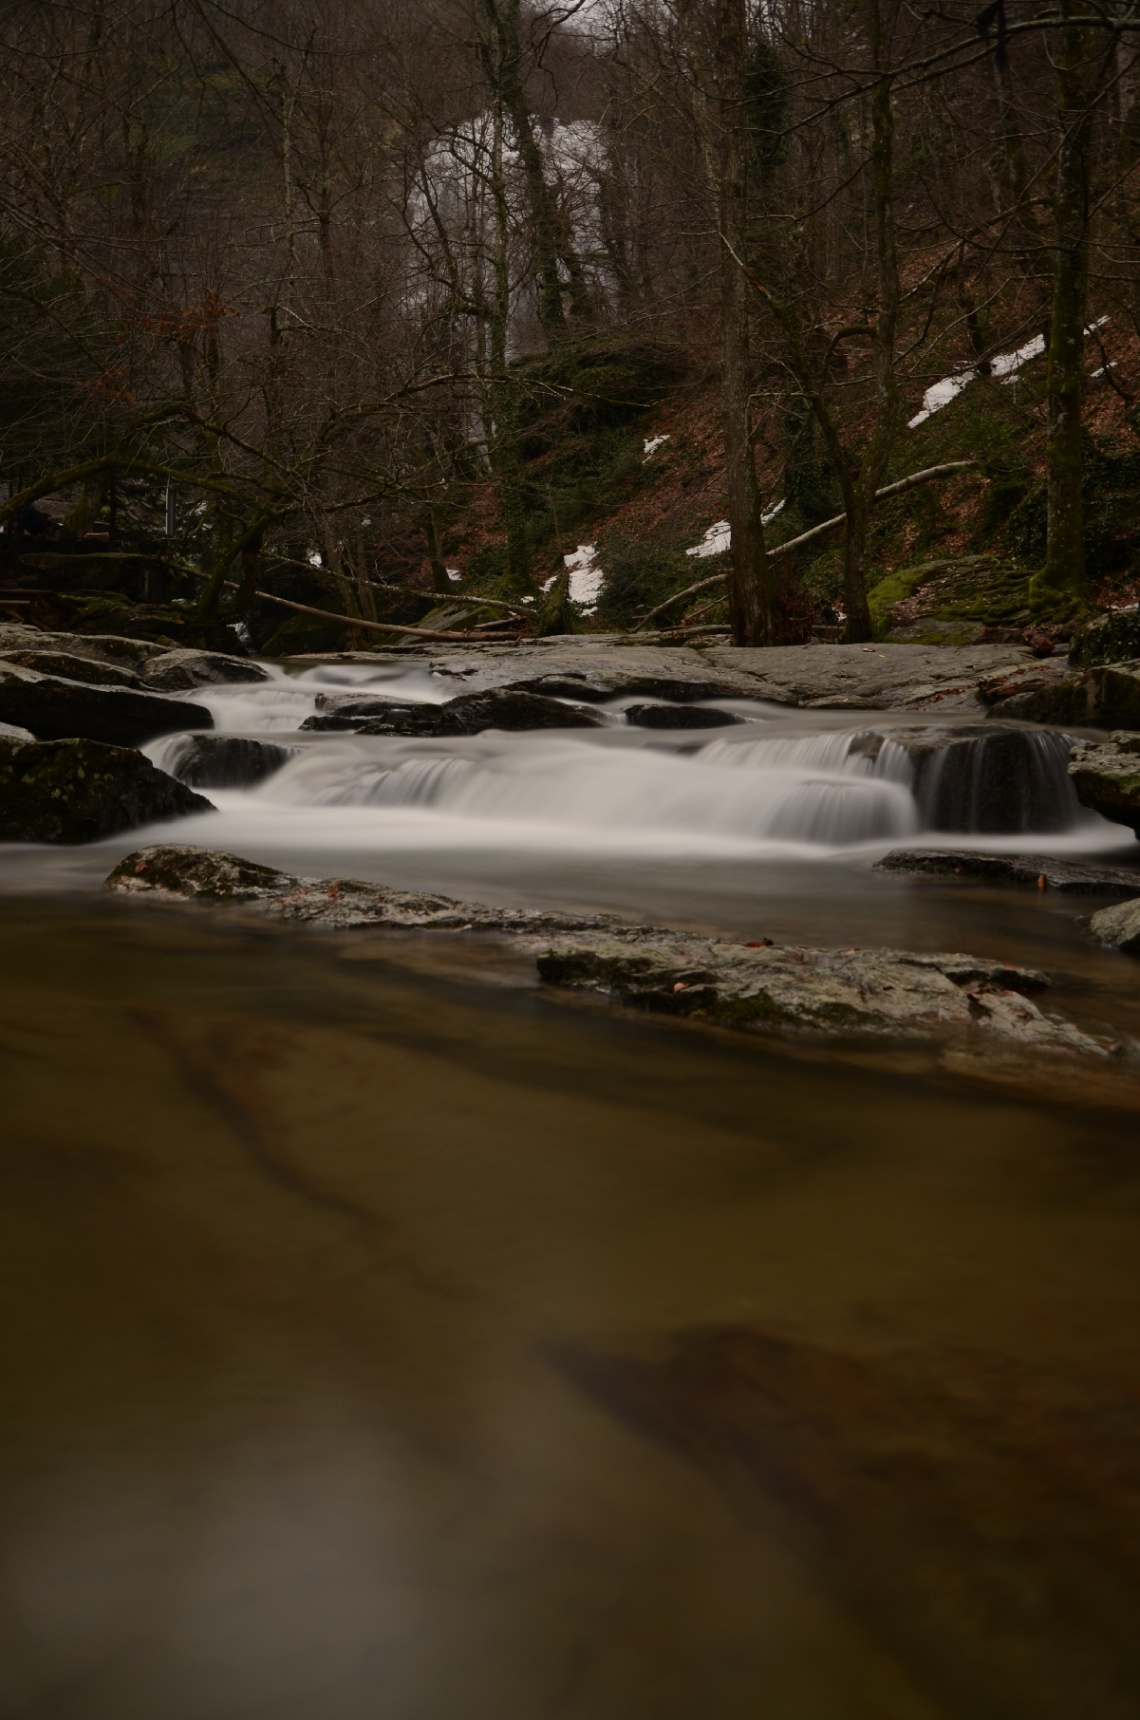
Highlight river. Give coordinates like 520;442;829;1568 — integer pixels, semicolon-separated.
1;656;1139;1718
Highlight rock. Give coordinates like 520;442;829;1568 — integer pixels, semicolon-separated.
164;735;295;789
140;648;268;691
508;672;760;704
104;845;621;933
0;649;144;689
1089;897;1140;954
535;932;1114;1055
0;721;34;741
877;849;1140;894
0;623;166;669
1067;732;1140;834
0;738;212;843
1070;607;1140;667
986;658;1140;728
625;703;743;729
302;688;605;735
0;664;213;746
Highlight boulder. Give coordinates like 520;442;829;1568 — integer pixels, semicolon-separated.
877;849;1140;893
104;845;619;933
0;737;212;843
164;735;295;789
302;700;450;735
535;932;1115;1055
1067;732;1140;834
0;649;144;689
0;664;212;746
1089;898;1140;954
625;703;743;729
140;648;268;692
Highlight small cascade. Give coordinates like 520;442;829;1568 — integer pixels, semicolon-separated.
914;730;1082;835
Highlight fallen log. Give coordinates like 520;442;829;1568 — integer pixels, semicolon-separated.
254;588;525;644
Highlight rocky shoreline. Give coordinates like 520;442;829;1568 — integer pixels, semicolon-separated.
105;846;1134;1070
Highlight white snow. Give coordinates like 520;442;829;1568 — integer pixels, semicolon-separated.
446;567;461;582
907;318;1111;429
685;500;784;559
643;434;671;459
564;543;603;612
686;520;731;558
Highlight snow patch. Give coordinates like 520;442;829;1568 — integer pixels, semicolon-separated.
687;520;731;558
907;318;1111;429
565;543;603;612
643;434;671;459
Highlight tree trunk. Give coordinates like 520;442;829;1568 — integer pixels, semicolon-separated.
715;0;769;646
1035;2;1097;606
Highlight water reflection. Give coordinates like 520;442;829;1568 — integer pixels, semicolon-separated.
1;901;1138;1717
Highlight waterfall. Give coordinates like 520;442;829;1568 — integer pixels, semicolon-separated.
914;730;1082;835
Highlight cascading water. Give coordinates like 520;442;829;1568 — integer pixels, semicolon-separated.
130;665;1129;878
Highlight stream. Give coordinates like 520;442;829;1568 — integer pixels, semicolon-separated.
2;656;1139;1719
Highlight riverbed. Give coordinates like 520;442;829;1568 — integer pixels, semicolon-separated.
2;649;1139;1718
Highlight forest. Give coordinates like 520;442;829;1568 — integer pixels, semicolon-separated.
3;0;1139;655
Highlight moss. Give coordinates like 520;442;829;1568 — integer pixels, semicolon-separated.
1071;609;1140;667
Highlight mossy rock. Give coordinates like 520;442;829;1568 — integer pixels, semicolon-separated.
1070;608;1140;668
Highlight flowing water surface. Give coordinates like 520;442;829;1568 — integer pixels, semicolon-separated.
2;657;1140;1718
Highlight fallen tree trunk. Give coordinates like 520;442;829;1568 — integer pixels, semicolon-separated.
254;589;525;644
635;461;980;632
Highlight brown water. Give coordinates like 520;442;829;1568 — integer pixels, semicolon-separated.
1;896;1139;1720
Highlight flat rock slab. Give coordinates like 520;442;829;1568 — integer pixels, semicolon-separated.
0;739;212;843
877;850;1140;895
0;649;144;689
0;664;212;746
0;623;167;668
105;845;622;934
536;932;1114;1056
291;641;1039;713
141;648;268;691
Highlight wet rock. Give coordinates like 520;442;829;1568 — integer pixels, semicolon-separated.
0;664;212;747
536;932;1113;1055
164;735;295;789
1067;732;1140;835
140;648;268;692
877;850;1140;894
1089;898;1140;955
0;649;144;689
105;845;620;933
625;703;743;729
0;738;212;843
302;688;604;735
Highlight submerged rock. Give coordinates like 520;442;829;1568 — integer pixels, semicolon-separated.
105;845;619;933
0;738;212;843
164;735;295;789
140;648;268;691
1089;898;1140;955
0;664;212;746
877;850;1140;894
1068;732;1140;834
534;932;1113;1055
